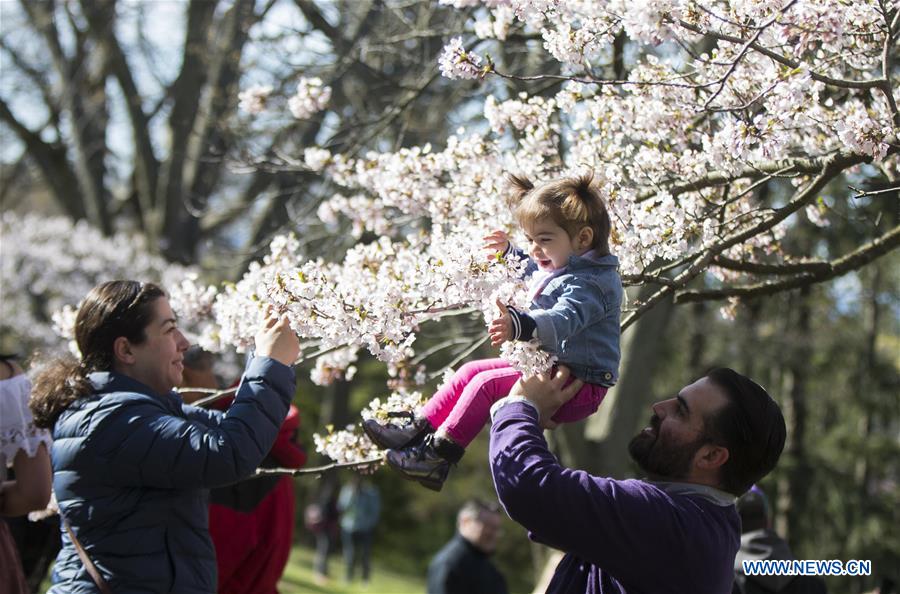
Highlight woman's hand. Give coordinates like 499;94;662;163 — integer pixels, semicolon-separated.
483;230;510;260
255;308;301;366
489;300;513;346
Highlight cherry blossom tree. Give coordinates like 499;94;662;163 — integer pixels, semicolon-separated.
3;1;897;466
0;213;196;353
207;0;898;461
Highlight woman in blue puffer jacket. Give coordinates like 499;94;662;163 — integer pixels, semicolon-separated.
30;280;299;594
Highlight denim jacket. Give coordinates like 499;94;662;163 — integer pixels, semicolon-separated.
511;248;622;386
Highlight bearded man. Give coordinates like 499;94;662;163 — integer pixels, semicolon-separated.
489;367;786;594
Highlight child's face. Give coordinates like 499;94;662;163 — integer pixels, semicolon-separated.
523;219;585;271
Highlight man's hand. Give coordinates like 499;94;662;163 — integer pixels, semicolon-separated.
489;300;513;346
255;307;301;366
483;230;510;260
510;367;583;429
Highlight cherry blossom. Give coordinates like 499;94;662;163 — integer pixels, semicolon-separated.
288;77;332;120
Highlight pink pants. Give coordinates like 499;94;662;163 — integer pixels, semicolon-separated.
420;358;608;448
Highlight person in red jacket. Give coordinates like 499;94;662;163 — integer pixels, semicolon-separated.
182;347;307;594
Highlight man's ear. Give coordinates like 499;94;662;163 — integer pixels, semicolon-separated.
112;336;137;366
577;226;594;250
696;443;729;471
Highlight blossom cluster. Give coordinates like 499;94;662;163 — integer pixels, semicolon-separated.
438;37;487;80
358;389;427;423
309;389;426;468
237;84;273;115
312;425;384;466
288;77;332;119
0;213;195;355
310;347;360;386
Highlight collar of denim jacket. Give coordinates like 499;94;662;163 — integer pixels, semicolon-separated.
566;250;619;270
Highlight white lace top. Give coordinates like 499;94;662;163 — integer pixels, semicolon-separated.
0;374;52;482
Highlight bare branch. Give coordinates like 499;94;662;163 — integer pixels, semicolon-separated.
21;0;111;233
712;256;832;275
0;37;59;127
635;152;860;203
621;273;679;287
0;97;85;220
254;456;384;478
189;386;238;408
676;224;900;303
849;184;900;198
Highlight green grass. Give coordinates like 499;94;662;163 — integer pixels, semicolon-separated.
39;543;425;594
278;544;426;594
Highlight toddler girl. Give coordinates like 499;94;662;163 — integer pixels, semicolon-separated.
364;173;623;490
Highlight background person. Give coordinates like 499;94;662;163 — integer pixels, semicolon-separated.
733;486;827;594
29;281;299;594
427;499;508;594
1;353;52;594
180;346;307;594
337;475;381;585
305;482;341;585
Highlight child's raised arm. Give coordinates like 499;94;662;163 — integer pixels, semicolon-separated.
489;299;513;346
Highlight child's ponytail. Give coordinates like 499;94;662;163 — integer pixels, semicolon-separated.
506;173;535;207
570;172;596;205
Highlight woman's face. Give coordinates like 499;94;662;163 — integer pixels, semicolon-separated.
126;297;190;395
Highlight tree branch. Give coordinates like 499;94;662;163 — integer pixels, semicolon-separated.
253;456;384;478
676;224;900;302
674;18;887;90
635;152;858;203
80;0;159;239
21;0;111;233
157;0;219;253
621;150;871;329
0;37;59;129
712;256;832;275
0;97;85;220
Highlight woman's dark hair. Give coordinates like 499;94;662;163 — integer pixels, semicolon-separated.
508;172;613;255
703;368;786;496
30;281;166;429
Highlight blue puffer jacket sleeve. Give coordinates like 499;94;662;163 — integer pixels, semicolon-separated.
91;356;294;489
180;404;224;427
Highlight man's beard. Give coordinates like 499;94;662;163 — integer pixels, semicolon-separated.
628;415;708;481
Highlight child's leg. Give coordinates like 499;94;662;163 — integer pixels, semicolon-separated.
420;358;513;429
550;382;609;424
436;365;521;448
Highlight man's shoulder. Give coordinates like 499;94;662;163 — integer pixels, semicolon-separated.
431;535;468;564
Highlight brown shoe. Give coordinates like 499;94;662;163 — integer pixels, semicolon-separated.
362;413;433;450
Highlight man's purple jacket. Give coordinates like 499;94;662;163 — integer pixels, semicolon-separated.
489;401;740;594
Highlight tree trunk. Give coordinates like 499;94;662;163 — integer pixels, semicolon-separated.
783;287;811;542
